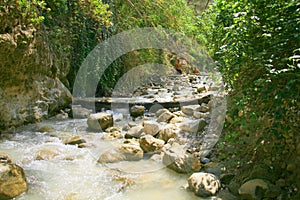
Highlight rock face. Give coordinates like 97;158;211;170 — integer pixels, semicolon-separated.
187;172;221;197
98;139;143;163
0;154;27;199
139;135;164;153
87;113;113;131
0;25;71;130
162;143;201;173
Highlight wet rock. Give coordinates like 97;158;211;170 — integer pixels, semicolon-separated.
125;125;144;139
150;154;163;162
98;140;143;163
157;124;179;142
238;179;269;200
156;111;175;123
130;105;145;118
0;154;12;164
55;111;69;120
64;136;86;145
200;157;210;164
187;172;221;197
181;105;200;116
112;174;134;192
139;135;164;154
162;143;201;173
199;104;209;113
155;108;169;117
102;131;123;140
35;149;59;160
197;85;206;93
179;119;207;133
0;162;27;199
193;111;205;119
87;112;113;131
169;116;186;124
37;125;53;132
71;105;92;119
143;121;160;136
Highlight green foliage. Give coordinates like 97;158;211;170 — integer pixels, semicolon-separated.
214;0;299;135
0;0;46;33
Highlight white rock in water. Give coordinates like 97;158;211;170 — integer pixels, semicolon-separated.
157;124;179;142
0;161;28;199
188;172;221;197
87;112;113;131
139;135;165;153
143;121;161;136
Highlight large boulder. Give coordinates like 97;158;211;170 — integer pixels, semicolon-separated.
156;111;175;123
162;143;201;173
187;172;221;197
157;124;179;142
87;112;113;131
143;121;160;136
0;154;27;199
139;135;164;154
130;105;145;118
238;179;269;200
125;125;144;139
98;139;143;163
181;105;200;116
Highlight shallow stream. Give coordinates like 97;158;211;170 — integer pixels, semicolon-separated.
0;118;213;200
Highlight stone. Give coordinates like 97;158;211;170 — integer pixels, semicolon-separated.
35;149;59;160
197;85;206;93
156;111;175;123
0;154;12;164
162;143;201;173
200;157;210;164
193;111;205;119
199;104;209;113
64;136;86;145
130;105;145;118
143;121;160;136
155;108;169;117
87;112;113;131
181;105;200;116
238;179;269;200
157;124;179;142
102;131;123;140
139;135;164;154
125;125;144;139
169;116;186;124
179;119;207;133
71;105;92;119
187;172;221;197
98;140;143;163
0;163;27;199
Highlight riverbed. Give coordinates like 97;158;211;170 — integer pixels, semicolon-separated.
0;117;216;200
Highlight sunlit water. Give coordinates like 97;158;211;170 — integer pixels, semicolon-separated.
0;118;212;200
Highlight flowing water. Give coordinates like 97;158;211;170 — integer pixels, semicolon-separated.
0;117;213;200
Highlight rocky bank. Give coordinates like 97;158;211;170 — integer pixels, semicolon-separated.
0;25;72;130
